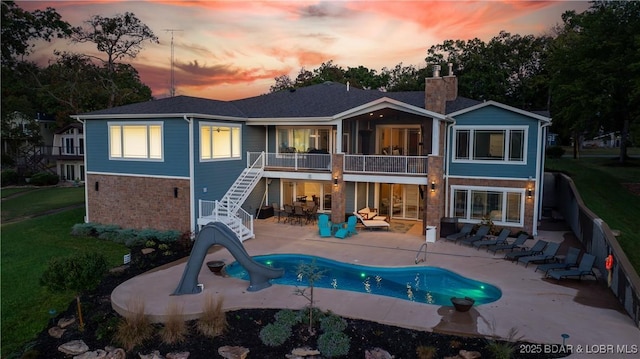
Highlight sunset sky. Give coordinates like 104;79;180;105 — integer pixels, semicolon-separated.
19;1;590;101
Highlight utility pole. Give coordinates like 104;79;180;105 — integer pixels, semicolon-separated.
164;29;183;97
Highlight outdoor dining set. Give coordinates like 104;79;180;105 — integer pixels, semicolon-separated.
272;202;318;226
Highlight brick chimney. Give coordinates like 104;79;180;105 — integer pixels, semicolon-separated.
425;63;457;114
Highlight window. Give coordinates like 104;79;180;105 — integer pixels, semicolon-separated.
452;187;524;224
109;123;163;160
453;127;526;163
277;127;331;153
200;123;241;160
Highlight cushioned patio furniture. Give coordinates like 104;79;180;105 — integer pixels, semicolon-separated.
517;241;560;267
546;253;597;281
487;234;528;254
353;212;390;230
504;240;547;261
357;207;387;221
535;247;581;274
473;228;510;250
444;223;473;242
458;225;490;246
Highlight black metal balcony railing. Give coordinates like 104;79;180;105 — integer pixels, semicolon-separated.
40;146;84;157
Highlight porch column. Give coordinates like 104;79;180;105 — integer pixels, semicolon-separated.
426;155;445;238
331;153;345;223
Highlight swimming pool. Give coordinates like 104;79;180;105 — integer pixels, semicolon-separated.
225;254;502;306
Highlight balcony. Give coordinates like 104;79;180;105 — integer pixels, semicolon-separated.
42;146;84;159
248;152;428;175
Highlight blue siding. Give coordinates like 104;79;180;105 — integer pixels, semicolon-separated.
85;118;189;177
448;106;540;178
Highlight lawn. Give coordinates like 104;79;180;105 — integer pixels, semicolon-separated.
0;187;37;198
1;207;128;358
545;155;640;273
1;186;85;222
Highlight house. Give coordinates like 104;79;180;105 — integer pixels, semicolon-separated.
48;123;85;182
74;65;550;240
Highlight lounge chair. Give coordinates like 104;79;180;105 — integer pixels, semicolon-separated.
353;212;390;230
547;253;597;281
535;247;581;274
473;228;510;250
357;207;387;221
458;225;490;246
504;240;547;261
318;214;332;237
334;215;358;239
445;223;473;242
517;242;560;267
487;234;528;254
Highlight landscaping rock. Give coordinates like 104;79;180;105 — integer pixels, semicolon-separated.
58;340;89;355
286;347;322;358
139;350;164;359
74;349;107;359
105;347;126;359
167;352;190;359
365;347;394;359
48;326;65;338
218;345;249;359
58;316;76;328
459;350;481;359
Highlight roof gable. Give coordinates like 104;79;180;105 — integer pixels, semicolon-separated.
448;100;551;123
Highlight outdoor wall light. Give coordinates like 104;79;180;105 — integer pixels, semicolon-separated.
527;188;533;198
95;181;99;191
174;187;179;198
333;177;338;186
430;181;436;192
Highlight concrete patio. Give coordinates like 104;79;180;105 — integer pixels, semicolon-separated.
112;218;639;358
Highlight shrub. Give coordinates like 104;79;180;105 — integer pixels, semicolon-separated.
29;172;59;186
259;322;291;347
156;229;181;243
136;228;161;242
416;345;437;359
1;169;18;186
113;228;137;244
274;309;302;327
125;235;146;248
70;223;97;237
320;313;347;332
114;297;153;351
159;302;187;344
196;294;227;338
96;224;122;241
317;330;350;357
546;146;565;159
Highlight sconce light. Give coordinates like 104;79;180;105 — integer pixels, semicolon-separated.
527;188;533;198
95;181;99;191
333;177;338;186
430;181;436;192
174;187;179;198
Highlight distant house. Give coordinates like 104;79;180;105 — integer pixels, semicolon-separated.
75;65;550;239
48;123;85;182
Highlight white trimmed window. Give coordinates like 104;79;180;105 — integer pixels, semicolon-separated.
452;186;524;225
453;126;526;163
109;122;163;160
200;123;241;160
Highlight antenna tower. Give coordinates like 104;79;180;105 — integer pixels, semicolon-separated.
164;29;183;97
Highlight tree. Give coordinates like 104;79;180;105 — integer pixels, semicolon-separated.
0;1;74;68
269;74;295;93
40;252;109;329
71;12;158;107
548;1;640;162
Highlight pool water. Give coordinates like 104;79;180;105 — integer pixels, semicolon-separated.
225;254;502;306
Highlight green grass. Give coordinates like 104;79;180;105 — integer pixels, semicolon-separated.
0;187;38;198
545;157;640;273
1;187;85;222
1;208;128;358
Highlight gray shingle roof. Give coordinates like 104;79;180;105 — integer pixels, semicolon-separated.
79;82;483;118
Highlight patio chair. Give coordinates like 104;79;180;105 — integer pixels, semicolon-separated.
318;214;332;237
357;207;387;221
504;240;547;261
473;228;510;250
535;247;581;274
353;212;390;230
546;253;597;281
458;225;490;246
334;215;358;239
293;205;306;226
487;233;528;254
305;204;318;224
283;204;294;224
517;242;560;267
272;202;283;223
445;223;473;242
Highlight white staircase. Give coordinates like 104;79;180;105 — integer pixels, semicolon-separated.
198;153;265;241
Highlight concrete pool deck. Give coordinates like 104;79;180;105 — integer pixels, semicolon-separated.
112;218;639;358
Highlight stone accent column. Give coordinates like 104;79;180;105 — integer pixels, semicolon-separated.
426;155;445;239
331;153;345;223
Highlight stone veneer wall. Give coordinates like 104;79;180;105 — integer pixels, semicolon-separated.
330;153;345;223
447;177;535;235
426;156;445;237
87;174;191;232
